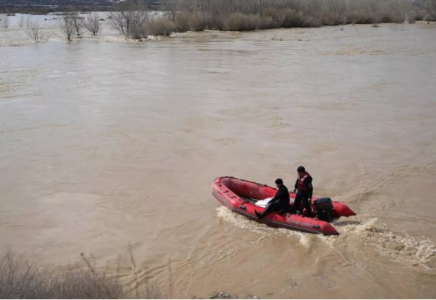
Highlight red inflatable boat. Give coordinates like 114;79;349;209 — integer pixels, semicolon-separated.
212;176;356;235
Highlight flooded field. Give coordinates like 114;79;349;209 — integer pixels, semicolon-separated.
1;15;436;298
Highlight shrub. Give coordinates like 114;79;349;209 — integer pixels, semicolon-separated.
45;268;125;299
407;11;416;23
0;251;162;299
318;13;346;26
413;9;425;21
211;15;226;31
347;10;375;24
200;14;216;30
225;13;260;31
225;13;245;31
0;251;47;298
25;17;46;42
148;18;176;36
258;16;277;30
190;13;208;31
108;3;148;39
145;0;418;33
175;13;192;32
302;16;322;27
277;9;305;27
262;6;279;18
244;14;262;31
175;13;219;32
0;251;124;298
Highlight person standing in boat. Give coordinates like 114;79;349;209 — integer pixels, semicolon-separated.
292;166;314;216
255;178;290;219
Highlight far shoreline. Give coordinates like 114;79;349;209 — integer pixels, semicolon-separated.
2;0;436;41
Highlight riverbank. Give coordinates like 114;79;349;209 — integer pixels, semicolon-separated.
145;8;422;37
0;251;153;298
0;251;258;298
2;0;435;40
98;0;431;39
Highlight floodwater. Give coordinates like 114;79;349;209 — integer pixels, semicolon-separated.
1;14;436;298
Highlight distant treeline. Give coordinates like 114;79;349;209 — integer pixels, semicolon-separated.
4;0;435;41
160;0;435;25
104;0;436;39
2;0;436;23
0;0;160;14
0;7;112;14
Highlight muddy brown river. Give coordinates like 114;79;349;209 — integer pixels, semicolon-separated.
1;15;436;298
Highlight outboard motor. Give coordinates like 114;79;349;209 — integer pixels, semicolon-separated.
314;198;334;222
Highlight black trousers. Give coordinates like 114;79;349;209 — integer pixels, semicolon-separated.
262;201;289;216
293;191;313;215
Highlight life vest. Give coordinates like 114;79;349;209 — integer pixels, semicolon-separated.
297;172;312;192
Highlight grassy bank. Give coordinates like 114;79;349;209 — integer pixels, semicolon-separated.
0;251;163;299
172;0;421;31
9;0;434;41
0;251;251;298
105;0;435;40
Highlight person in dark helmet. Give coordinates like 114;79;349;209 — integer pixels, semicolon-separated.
292;166;314;216
255;178;290;219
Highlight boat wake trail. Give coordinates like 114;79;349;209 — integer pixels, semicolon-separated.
320;216;436;271
216;206;311;246
216;206;436;270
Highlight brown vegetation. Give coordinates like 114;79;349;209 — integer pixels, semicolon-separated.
225;13;260;31
0;14;10;29
58;14;75;40
423;0;436;23
136;0;434;37
70;12;85;37
174;13;204;32
167;0;419;30
0;251;124;298
0;251;164;299
25;17;45;42
84;12;102;35
108;2;149;39
148;17;176;36
23;0;432;40
160;0;179;21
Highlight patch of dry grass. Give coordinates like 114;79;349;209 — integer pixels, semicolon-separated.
0;251;164;299
168;0;422;32
148;17;176;36
225;13;260;31
175;13;211;32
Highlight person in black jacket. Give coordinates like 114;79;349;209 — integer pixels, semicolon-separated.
292;166;313;216
255;178;290;219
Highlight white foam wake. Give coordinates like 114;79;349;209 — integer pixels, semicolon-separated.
216;206;312;247
319;216;436;270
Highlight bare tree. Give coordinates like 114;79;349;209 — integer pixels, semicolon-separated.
70;12;85;37
1;14;9;29
108;11;127;34
18;14;25;28
108;1;148;39
25;17;45;42
161;0;179;21
423;0;436;23
299;0;311;14
127;9;149;39
59;15;75;41
368;0;382;26
84;13;101;35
